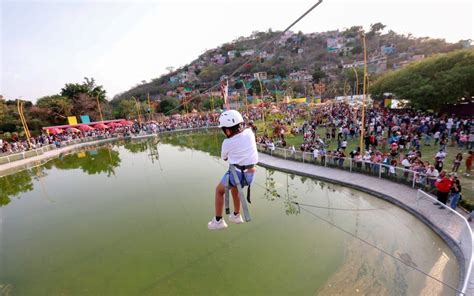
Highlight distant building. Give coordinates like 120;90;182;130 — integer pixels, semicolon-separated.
341;46;353;56
258;51;273;59
393;60;410;69
381;44;396;55
327;37;344;52
289;70;313;82
227;50;238;60
211;54;226;65
276;31;294;46
241;49;255;57
461;39;472;48
253;72;267;80
411;54;425;61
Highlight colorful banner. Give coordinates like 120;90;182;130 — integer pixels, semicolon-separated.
384;98;392;108
290;97;307;103
80;115;91;124
67;116;78;125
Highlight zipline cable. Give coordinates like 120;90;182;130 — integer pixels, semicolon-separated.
299;205;463;294
162;0;324;116
211;149;462;293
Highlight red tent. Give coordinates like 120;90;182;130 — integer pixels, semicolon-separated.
94;123;108;129
78;125;94;131
120;120;133;126
48;128;63;135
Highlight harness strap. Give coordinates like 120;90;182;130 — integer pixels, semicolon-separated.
228;164;252;222
224;173;231;215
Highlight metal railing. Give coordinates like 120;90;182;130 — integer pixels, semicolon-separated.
259;144;473;295
416;190;473;296
258;145;442;191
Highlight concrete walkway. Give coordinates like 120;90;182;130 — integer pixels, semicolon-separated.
258;153;474;295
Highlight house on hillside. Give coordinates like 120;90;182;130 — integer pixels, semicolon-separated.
326;37;344;53
276;31;294;46
341;46;353;56
393;60;410;69
228;50;238;60
258;51;273;59
253;72;267;80
411;54;425;61
211;54;226;65
289;70;312;82
241;49;255;57
381;44;396;55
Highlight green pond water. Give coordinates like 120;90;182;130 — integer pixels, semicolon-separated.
0;130;460;295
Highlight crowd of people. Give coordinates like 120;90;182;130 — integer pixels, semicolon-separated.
255;102;473;211
1;102;472;212
0;114;219;156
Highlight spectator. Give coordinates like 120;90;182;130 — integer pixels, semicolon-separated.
434;171;452;209
452;153;462;172
449;176;462;210
465;151;473;176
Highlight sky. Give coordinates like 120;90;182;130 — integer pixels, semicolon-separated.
1;0;473;102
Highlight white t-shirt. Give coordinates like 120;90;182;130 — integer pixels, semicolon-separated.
221;128;258;165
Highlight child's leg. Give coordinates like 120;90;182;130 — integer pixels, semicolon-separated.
214;182;225;217
231;187;241;214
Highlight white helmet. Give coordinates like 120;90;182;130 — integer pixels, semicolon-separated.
218;110;244;128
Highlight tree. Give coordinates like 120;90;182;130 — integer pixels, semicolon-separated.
61;77;107;102
0;98;7;123
250;80;263;96
116;99;137;118
234;81;243;89
312;68;326;83
158;97;180;114
36;95;73;124
369;49;474;110
370;22;386;34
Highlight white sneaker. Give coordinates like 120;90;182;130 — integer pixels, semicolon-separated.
229;213;244;224
207;217;228;230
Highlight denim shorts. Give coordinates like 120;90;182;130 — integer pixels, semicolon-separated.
220;170;255;187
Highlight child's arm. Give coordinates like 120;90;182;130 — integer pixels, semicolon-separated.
221;141;229;161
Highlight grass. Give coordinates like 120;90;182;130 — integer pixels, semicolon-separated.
254;120;474;209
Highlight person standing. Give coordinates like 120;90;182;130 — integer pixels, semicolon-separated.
434;171;452;209
465;150;473;177
452;153;462;172
449;177;462;210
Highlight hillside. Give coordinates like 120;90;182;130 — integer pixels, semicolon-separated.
111;23;469;106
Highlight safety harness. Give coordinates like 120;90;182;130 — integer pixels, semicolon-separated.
224;164;255;222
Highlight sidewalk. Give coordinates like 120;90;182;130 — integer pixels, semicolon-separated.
258;152;474;295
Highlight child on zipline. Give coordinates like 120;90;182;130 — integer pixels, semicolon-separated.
208;110;258;230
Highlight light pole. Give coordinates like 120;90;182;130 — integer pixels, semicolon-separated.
17;99;33;149
95;95;104;122
352;66;359;96
359;33;368;154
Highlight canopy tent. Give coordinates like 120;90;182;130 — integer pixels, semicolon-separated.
120;120;134;126
66;127;81;133
94;123;108;129
48;128;63;135
78;124;94;131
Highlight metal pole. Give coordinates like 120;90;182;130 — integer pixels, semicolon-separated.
359;33;367;155
96;95;104;122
